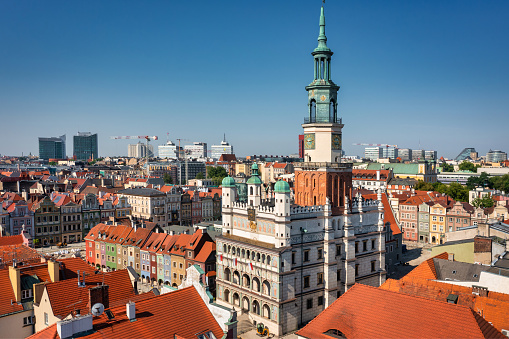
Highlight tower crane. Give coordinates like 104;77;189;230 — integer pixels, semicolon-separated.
110;135;159;176
352;143;398;148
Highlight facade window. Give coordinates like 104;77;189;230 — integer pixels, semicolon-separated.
306;298;313;309
337;269;341;281
371;261;376;272
371;239;375;249
317;273;323;285
303;276;310;288
318;296;324;306
22;289;32;299
432;216;437;221
44;312;49;326
355;264;359;276
23;316;33;326
303;250;310;262
292;251;296;264
355;242;359;253
363;241;367;251
317;248;323;260
432;225;437;231
335;244;341;256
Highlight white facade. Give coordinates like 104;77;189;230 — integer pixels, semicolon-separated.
365;147;383;160
184;142;207;159
211;140;233;160
158;141;180;159
215;181;386;336
128;142;154;158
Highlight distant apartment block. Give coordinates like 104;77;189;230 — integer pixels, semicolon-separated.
38;135;66;160
486;149;507;163
184;142;207;159
425;150;438;160
73;132;98;161
158;140;181;159
128;142;154;158
365;147;383;160
398;148;412;161
211;136;233;160
382;147;398;159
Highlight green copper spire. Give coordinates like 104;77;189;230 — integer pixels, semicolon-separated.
314;6;331;53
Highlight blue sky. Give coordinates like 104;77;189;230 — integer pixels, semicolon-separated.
1;0;508;159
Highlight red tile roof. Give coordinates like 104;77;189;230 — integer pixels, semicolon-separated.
0;235;24;246
296;283;504;339
405;252;450;280
380;277;509;334
0;270;24;316
0;244;42;266
45;269;136;319
29;286;224;339
362;193;401;235
194;242;215;263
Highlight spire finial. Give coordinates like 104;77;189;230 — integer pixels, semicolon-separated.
314;2;330;52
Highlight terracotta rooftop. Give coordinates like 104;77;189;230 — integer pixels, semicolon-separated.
296;283;505;339
405;252;450;280
45;269;136;319
0;235;24;246
194;241;216;263
0;244;42;266
381;277;509;334
29;286;224;339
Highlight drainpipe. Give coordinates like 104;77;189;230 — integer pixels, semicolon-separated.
299;227;307;326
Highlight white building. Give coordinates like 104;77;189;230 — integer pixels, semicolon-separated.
158;141;180;159
211;137;234;160
128;142;154;158
184;142;207;159
365;147;383;160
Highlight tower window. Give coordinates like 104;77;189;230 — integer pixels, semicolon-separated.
310;100;316;121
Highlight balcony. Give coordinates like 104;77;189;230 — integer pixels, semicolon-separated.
303;116;342;124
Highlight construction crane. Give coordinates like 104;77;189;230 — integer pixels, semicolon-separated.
110;135;158;176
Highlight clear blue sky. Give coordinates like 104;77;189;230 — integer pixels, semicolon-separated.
1;0;508;159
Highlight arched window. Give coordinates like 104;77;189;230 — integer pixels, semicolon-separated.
257;253;260;262
329;100;336;122
223;244;227;253
224;268;231;282
252;300;260;315
267;255;271;265
242;296;250;311
233;292;240;306
250;187;253;195
232;246;236;255
224;289;230;302
243;274;251;288
263;304;271;319
262;280;271;296
253;277;261;292
242;249;245;258
262;254;265;263
310;100;316;122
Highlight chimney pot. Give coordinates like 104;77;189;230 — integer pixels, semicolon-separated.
126;302;136;321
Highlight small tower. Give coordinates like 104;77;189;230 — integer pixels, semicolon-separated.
246;163;262;207
274;180;291;218
221;176;236;233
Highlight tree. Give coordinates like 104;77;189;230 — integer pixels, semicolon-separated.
48;162;57;166
458;161;477;173
489;174;509;194
442;163;454;172
206;166;228;179
466;172;491;190
446;182;469;202
196;172;205;179
414;180;434;191
471;196;494;208
433;182;448;194
163;173;173;184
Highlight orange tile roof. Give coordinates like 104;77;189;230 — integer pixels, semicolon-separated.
0;244;42;266
141;232;167;253
194;242;215;263
380;277;509;334
58;258;97;280
296;283;505;339
0;235;24;246
362;193;401;235
0;270;24;316
45;269;136;319
29;286;224;339
405;252;450;280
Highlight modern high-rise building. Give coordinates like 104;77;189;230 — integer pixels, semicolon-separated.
382;147;398;159
211;135;234;160
73;132;98;161
398;148;412;162
455;148;476;161
128;142;154;158
158;141;180;159
365;147;383;160
38;135;66;160
298;134;304;158
425;150;438;161
486;149;507;163
411;149;425;161
184;142;207;159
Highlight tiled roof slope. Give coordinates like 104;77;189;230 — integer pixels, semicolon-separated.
194;242;216;263
381;277;509;333
0;244;42;266
0;235;24;246
29;286;224;339
296;283;505;339
58;258;97;280
0;270;24;316
46;269;135;319
405;252;449;280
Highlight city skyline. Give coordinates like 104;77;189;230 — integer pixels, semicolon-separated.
1;1;508;159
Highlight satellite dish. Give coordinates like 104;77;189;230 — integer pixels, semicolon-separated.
91;303;105;316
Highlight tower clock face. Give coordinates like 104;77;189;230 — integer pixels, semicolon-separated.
304;133;315;150
331;134;342;150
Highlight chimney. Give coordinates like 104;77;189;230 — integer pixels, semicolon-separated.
82;271;86;286
57;315;93;339
448;253;454;261
9;266;21;303
48;259;60;282
126;302;136;321
376;170;380;181
88;285;109;310
77;270;81;286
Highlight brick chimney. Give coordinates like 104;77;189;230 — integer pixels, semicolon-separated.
88;285;109;310
48;260;60;282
